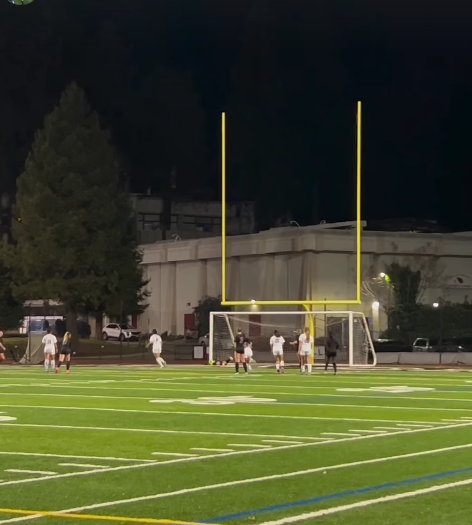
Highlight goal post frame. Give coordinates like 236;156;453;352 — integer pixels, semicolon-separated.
208;310;377;367
220;101;363;307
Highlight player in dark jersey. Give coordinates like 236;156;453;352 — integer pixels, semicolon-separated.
0;330;5;365
55;331;72;374
325;331;339;375
234;327;248;374
290;329;303;371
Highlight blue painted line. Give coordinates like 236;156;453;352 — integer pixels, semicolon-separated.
202;465;472;523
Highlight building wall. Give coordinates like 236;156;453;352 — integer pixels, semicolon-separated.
131;194;255;244
139;226;472;336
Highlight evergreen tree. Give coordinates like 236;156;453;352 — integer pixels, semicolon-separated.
11;83;146;345
0;252;23;330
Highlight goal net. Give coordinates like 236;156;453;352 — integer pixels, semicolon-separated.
209;311;376;367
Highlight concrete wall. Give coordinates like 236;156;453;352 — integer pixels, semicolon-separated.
139;226;472;335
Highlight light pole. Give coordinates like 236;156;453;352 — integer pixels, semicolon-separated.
433;299;444;364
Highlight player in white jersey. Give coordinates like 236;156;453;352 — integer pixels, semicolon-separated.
298;327;314;375
0;330;6;365
270;330;285;374
243;338;253;372
148;329;166;368
42;328;58;372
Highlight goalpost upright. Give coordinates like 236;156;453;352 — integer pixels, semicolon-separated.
220;101;363;307
215;102;376;367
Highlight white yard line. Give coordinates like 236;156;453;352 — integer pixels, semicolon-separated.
0;423;341;441
151;452;198;457
0;452;155;463
395;423;434;428
374;427;410;431
3;440;472;524
4;385;472;403
58;464;109;469
1;420;470;490
321;433;359;437
262;440;305;445
348;430;386;434
2;402;470;419
191;448;233;453
4;469;56;475
227;444;272;448
257;477;472;525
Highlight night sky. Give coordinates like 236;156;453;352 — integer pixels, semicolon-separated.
1;0;472;231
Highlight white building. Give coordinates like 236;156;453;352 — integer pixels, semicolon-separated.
138;223;472;338
131;194;255;244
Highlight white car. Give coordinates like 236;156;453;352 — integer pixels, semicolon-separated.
102;323;141;342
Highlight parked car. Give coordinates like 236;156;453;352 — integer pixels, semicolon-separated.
457;337;472;352
102;323;141;341
412;337;462;353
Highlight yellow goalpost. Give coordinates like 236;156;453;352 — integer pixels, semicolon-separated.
220;102;363;308
220;103;363;364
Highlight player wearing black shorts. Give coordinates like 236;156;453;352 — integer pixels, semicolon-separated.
55;331;72;374
234;327;248;375
324;331;339;375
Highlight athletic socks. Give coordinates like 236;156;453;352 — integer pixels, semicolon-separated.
235;363;239;373
243;363;248;373
333;363;337;375
276;363;280;372
280;361;284;373
248;364;252;372
44;360;49;371
308;364;312;374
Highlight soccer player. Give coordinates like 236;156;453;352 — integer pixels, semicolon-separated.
298;327;314;375
0;330;6;365
243;337;253;372
42;327;58;372
149;329;166;368
55;331;72;374
270;330;285;374
325;331;339;375
290;329;303;371
234;327;248;374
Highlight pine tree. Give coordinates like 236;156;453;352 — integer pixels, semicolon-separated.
0;252;23;330
11;83;146;345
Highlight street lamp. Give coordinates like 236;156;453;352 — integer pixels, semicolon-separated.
433;302;439;308
379;272;386;278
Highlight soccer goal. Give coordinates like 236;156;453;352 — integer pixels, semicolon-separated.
209;311;376;367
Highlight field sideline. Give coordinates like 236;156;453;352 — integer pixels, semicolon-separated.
1;365;472;524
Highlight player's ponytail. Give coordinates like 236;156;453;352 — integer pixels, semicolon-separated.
63;331;71;344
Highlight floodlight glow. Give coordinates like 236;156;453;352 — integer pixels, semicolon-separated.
372;301;380;310
433;302;439;308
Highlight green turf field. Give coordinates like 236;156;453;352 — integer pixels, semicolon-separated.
1;365;472;525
